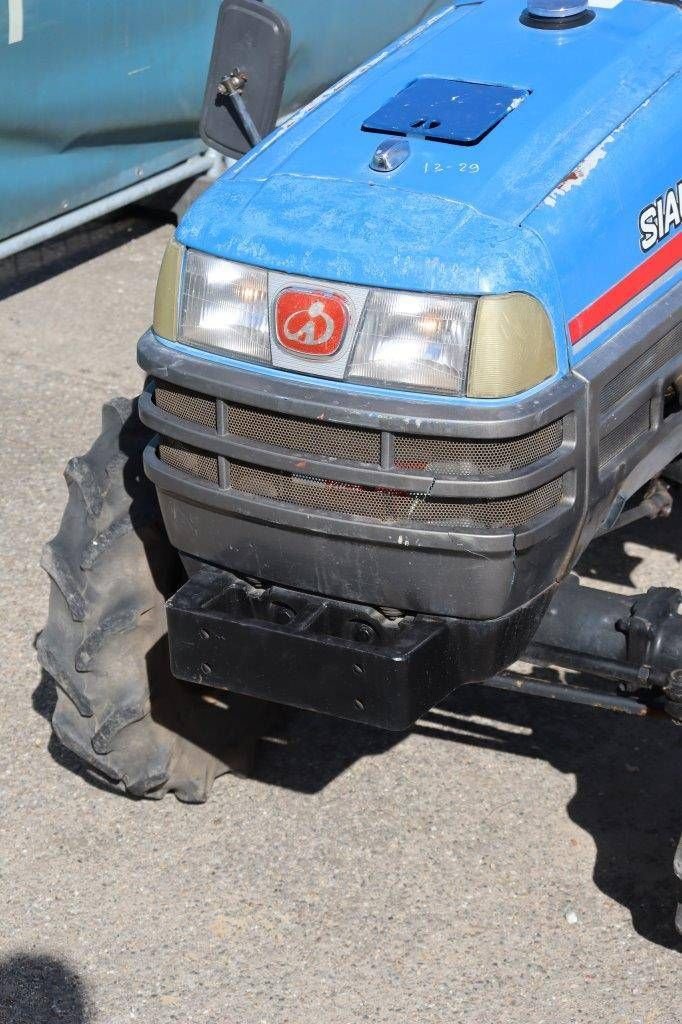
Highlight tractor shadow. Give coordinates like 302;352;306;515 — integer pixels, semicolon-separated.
254;681;682;951
33;658;682;950
253;505;682;952
32;492;682;948
0;208;168;301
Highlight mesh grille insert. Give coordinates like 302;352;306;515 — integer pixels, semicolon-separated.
155;383;217;431
599;404;650;468
600;322;682;413
159;441;219;484
152;381;564;481
394;420;563;475
229;461;562;528
226;403;381;464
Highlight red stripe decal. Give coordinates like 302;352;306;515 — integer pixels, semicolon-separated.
569;231;682;344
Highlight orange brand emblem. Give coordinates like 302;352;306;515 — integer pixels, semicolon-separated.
275;289;349;356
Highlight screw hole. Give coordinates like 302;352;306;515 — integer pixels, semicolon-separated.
411;118;426;128
200;662;212;674
427;119;441;129
351;620;377;644
352;664;364;676
354;698;365;711
270;602;295;625
199;629;210;640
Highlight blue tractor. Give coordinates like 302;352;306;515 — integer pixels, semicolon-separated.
39;0;682;928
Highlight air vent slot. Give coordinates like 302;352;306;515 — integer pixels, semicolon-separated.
228;461;563;529
599;322;682;413
362;78;529;146
599;404;650;469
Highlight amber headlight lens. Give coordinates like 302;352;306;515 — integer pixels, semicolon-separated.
152;238;184;341
466;293;557;398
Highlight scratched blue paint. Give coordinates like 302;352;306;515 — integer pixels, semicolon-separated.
526;67;682;363
0;0;448;242
178;0;682;393
180;173;570;377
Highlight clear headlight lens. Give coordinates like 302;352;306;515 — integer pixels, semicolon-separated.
346;290;476;394
177;249;270;361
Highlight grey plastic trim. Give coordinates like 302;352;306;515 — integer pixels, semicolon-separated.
139;388;574;499
144;444;575;556
569;281;682;543
139;329;580;438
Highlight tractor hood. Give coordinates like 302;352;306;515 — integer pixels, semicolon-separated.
179;173;561;309
178;0;681;316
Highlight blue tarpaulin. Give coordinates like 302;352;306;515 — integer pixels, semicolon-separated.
0;0;447;243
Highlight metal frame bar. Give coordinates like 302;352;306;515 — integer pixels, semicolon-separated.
0;152;219;261
480;672;653;716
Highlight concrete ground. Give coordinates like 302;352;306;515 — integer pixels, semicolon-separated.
0;212;680;1024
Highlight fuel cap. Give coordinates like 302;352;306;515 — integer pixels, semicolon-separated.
527;0;587;15
521;0;595;27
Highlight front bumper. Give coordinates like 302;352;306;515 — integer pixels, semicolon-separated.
166;564;554;729
138;329;586;619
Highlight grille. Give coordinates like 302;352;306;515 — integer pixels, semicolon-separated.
158;441;219;484
600;322;682;413
394;420;563;475
229;461;562;528
226;403;381;464
155;383;217;431
152;380;564;480
599;404;650;468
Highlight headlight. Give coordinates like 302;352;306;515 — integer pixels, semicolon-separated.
153;242;270;363
153;243;557;397
347;289;556;397
346;290;476;394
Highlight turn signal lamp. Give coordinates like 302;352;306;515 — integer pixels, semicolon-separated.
466;294;557;398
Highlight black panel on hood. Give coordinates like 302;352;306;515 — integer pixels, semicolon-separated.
362;77;529;146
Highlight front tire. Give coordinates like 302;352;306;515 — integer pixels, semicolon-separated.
37;397;270;802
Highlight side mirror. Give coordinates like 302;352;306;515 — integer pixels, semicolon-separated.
200;0;291;160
